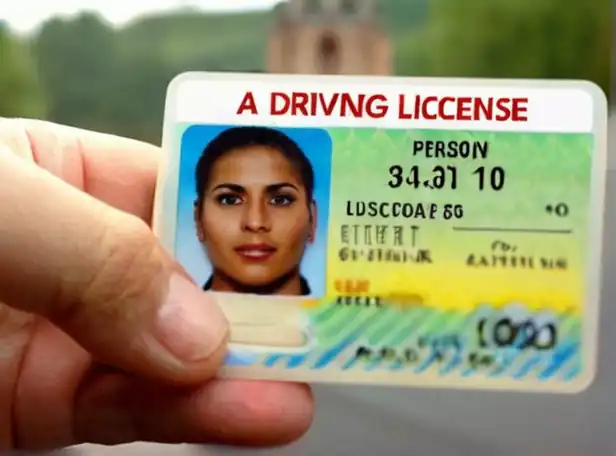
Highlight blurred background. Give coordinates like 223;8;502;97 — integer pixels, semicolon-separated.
0;0;610;145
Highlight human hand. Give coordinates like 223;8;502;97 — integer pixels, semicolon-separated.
0;119;314;450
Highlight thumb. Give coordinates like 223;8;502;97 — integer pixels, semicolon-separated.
0;146;229;385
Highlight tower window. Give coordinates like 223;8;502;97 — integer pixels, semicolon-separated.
317;33;340;74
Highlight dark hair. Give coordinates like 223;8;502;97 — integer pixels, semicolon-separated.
195;126;315;212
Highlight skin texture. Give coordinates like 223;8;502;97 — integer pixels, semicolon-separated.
0;118;314;450
196;145;317;295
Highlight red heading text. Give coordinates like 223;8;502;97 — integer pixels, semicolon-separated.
235;91;529;122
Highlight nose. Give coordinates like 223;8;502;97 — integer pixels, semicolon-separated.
241;200;271;232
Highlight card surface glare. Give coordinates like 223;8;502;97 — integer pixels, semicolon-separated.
154;72;607;393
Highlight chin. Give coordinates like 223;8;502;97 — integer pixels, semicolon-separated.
236;277;276;288
233;267;275;283
228;271;292;294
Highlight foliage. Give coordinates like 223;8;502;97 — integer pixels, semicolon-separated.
398;0;610;98
0;27;46;118
34;13;117;130
116;9;273;72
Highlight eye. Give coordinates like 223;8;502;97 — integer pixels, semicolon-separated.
217;194;243;205
270;194;296;206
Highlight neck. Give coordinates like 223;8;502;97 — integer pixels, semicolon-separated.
209;269;304;296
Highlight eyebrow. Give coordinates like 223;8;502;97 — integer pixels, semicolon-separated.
211;182;300;193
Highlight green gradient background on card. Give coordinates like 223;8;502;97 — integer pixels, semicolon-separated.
325;129;593;314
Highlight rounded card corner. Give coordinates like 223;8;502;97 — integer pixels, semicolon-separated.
573;79;608;110
568;369;597;395
166;72;198;101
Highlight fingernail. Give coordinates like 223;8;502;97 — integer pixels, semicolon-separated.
154;274;228;362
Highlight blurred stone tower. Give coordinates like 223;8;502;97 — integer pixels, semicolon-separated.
266;0;392;75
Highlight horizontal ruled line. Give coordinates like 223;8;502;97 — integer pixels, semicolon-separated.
452;226;573;235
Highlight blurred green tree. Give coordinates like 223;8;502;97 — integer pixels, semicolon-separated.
102;54;177;143
398;0;609;97
0;26;46;118
34;12;117;131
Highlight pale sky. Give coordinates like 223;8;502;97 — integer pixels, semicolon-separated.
2;0;283;33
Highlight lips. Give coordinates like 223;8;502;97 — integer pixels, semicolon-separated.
234;244;276;261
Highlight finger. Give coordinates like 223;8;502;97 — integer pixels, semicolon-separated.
73;373;314;447
12;320;313;450
0;146;229;385
0;118;159;223
12;319;92;449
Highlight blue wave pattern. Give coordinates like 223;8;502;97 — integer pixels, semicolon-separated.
226;301;582;382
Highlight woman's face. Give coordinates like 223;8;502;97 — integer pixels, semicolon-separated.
196;145;316;288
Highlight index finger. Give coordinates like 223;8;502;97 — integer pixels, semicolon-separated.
0;118;160;223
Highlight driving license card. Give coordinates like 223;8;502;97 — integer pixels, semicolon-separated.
154;72;607;393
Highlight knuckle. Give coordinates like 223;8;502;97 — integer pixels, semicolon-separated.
0;118;34;161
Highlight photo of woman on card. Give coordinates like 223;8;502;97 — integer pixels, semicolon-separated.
194;126;318;296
